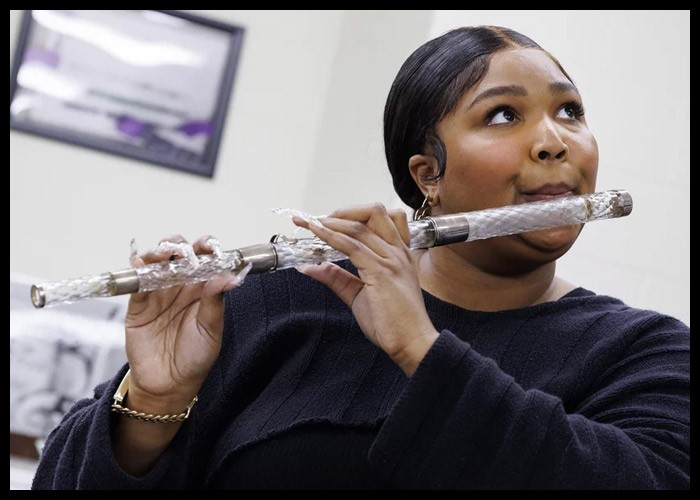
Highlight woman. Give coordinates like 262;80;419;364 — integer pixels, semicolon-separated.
32;26;689;489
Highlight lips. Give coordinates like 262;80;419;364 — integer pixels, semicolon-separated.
520;183;575;203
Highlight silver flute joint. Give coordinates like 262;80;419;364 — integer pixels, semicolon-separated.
236;244;278;273
30;189;632;309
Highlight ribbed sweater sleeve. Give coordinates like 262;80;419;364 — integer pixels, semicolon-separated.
368;318;690;489
30;364;198;489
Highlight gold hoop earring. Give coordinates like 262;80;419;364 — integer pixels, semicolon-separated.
413;195;432;221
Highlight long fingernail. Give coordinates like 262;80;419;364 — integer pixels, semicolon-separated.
234;262;253;285
308;216;324;229
178;243;200;269
129;238;138;265
225;276;241;290
272;208;309;222
206;238;224;259
295;264;313;274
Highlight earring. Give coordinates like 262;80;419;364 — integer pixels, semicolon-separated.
413;195;432;221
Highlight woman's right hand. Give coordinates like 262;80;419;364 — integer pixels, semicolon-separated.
122;235;243;414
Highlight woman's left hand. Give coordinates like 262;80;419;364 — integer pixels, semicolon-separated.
293;203;439;376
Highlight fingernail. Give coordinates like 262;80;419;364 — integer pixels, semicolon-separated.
309;216;324;229
272;208;310;223
234;262;253;285
129;238;138;265
206;238;224;259
293;212;312;224
179;243;200;269
295;264;313;274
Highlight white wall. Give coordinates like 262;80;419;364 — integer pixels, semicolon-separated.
304;10;432;212
10;10;689;326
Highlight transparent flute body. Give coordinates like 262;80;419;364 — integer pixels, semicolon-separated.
30;189;632;309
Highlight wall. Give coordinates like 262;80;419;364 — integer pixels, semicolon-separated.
303;10;432;212
10;10;689;326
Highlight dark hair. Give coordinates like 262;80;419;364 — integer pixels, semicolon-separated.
384;26;571;210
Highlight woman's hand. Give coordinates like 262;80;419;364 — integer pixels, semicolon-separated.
123;235;243;414
293;204;439;376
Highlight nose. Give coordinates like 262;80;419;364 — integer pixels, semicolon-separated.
531;117;568;163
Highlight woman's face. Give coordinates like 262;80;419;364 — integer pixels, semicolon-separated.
432;47;599;271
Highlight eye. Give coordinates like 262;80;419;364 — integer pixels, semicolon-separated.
485;105;519;125
557;101;585;120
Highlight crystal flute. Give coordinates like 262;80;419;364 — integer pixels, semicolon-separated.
30;189;632;309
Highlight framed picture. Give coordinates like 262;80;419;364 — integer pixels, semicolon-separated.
9;10;245;178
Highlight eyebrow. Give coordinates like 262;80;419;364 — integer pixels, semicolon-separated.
550;81;580;96
467;81;581;110
468;85;526;110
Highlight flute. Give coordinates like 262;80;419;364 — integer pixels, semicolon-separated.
30;189;632;309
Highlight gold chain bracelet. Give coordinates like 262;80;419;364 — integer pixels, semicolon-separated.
111;369;198;423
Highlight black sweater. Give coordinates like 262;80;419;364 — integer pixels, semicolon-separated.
31;263;690;489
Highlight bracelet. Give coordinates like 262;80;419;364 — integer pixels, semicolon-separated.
111;369;198;423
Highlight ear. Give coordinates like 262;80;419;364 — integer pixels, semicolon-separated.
408;154;440;206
